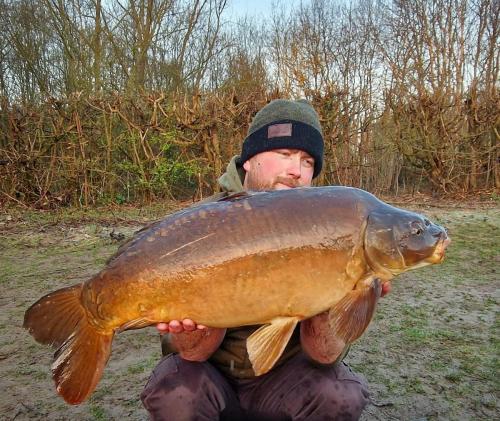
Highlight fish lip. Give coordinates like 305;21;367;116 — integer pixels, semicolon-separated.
430;235;451;262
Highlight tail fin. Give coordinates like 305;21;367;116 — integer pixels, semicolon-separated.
23;284;113;404
24;285;84;347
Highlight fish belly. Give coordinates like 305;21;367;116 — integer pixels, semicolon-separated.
87;246;360;330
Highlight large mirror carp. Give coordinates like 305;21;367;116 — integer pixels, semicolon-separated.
24;186;450;404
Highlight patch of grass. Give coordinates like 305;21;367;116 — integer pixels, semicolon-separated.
14;365;48;381
479;393;497;409
439;211;499;284
444;369;463;383
127;355;158;375
433;329;462;342
405;377;425;394
86;386;116;419
0;234;44;250
89;402;108;421
91;385;113;401
0;259;18;283
2;201;181;227
123;396;141;407
380;376;400;394
402;327;429;342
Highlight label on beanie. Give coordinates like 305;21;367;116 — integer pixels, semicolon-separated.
268;123;292;139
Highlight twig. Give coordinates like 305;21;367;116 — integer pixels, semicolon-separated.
0;191;29;208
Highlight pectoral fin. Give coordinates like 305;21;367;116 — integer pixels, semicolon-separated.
247;317;299;376
329;278;382;344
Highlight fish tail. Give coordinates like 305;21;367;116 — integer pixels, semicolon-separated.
23;284;113;404
24;284;86;347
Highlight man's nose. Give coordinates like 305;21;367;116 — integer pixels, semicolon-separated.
286;158;302;178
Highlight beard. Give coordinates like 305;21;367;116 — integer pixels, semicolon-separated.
245;174;302;191
273;176;302;189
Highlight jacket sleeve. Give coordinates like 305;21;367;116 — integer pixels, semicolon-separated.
300;311;350;365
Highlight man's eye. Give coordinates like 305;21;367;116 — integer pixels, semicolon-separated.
277;150;291;157
303;160;314;168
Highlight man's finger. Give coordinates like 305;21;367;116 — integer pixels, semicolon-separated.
156;322;169;333
381;282;392;297
169;320;182;333
182;319;196;331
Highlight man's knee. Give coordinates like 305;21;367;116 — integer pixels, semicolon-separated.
285;361;369;421
141;355;239;421
313;362;369;420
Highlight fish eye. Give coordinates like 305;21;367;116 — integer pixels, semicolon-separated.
424;219;431;226
410;222;424;235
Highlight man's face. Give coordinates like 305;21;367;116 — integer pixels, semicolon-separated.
242;149;315;191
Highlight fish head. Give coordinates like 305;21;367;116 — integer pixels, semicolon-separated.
364;209;450;277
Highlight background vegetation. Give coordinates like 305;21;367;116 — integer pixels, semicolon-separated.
0;0;498;207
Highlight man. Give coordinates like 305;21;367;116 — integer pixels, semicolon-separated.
141;99;390;420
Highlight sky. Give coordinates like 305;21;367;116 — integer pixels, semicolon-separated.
226;0;307;21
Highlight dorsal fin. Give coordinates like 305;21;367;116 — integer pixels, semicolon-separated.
217;191;260;202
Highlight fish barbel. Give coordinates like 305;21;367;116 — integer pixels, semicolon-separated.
24;186;450;404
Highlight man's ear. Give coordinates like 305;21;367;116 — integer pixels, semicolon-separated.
243;160;251;172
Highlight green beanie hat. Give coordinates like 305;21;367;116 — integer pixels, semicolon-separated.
239;99;324;178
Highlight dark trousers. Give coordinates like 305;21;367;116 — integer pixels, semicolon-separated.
141;352;370;421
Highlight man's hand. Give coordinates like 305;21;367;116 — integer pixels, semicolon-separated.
156;319;207;334
157;319;226;362
381;281;392;297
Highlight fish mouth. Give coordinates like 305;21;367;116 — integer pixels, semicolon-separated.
429;235;451;263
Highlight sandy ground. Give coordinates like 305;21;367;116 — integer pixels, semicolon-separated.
0;199;498;420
